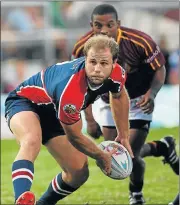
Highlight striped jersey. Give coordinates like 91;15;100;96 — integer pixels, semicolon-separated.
72;26;165;99
7;57;126;124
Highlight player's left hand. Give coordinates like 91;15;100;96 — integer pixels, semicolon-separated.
115;137;134;158
136;92;155;114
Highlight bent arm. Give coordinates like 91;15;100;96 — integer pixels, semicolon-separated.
148;65;166;99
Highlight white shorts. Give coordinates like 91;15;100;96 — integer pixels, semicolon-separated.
92;96;153;127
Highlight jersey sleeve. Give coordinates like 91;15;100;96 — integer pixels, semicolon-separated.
142;36;165;70
55;86;81;125
58;101;81;125
109;63;127;93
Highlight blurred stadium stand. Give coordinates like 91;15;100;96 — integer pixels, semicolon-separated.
1;1;179;138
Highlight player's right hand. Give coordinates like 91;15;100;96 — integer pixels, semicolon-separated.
87;121;102;139
96;148;117;175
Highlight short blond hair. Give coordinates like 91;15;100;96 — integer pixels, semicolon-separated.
83;35;119;61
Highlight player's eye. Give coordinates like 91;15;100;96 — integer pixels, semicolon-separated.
101;62;108;66
90;60;97;65
108;23;114;28
94;23;102;29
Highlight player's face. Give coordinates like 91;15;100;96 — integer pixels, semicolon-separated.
85;47;116;85
91;14;120;39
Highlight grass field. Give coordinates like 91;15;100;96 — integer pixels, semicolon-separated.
1;127;179;204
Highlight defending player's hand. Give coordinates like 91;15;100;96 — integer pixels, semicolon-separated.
115;137;134;158
96;148;118;175
136;92;155;114
87;121;102;139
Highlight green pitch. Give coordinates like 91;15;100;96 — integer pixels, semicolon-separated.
1;127;179;204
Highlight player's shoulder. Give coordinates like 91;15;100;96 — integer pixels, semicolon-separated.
114;63;125;72
77;30;94;43
55;57;85;70
72;30;94;57
111;63;126;80
121;26;155;45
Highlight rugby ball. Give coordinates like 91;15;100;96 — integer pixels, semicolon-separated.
99;140;133;180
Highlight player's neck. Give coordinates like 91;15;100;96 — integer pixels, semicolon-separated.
87;79;103;91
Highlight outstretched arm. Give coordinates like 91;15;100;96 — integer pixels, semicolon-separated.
110;86;134;158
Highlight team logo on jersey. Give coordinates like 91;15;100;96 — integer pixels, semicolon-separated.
145;45;161;63
63;104;76;114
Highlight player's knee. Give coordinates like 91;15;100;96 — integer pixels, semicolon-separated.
73;161;89;185
65;160;89;186
20;133;42;153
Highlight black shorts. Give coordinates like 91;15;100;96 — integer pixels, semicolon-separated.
5;96;65;145
129;119;151;133
103;120;151;133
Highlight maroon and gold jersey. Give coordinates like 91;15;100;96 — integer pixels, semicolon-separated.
72;26;165;99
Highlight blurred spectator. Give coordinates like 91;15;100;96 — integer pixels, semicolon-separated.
50;1;72;29
50;2;70;62
1;6;45;93
168;49;179;85
159;34;170;84
62;1;103;28
6;6;44;31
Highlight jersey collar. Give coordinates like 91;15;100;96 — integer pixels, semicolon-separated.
87;78;103;91
116;28;122;44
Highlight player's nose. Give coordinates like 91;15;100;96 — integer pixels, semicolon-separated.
100;27;109;36
94;64;101;72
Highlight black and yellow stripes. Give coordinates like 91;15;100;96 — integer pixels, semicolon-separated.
72;31;94;58
116;28;122;44
120;29;161;70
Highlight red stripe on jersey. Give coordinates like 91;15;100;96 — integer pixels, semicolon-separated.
59;69;87;124
12;171;33;180
17;86;52;104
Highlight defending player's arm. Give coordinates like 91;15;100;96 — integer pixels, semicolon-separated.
136;39;166;114
139;65;165;113
110;87;134;158
84;105;102;139
148;65;166;99
139;65;166;114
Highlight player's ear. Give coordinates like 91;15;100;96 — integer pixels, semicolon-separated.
117;20;121;27
90;21;93;28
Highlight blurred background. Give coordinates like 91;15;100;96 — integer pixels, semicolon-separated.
1;2;179;204
1;1;179;137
